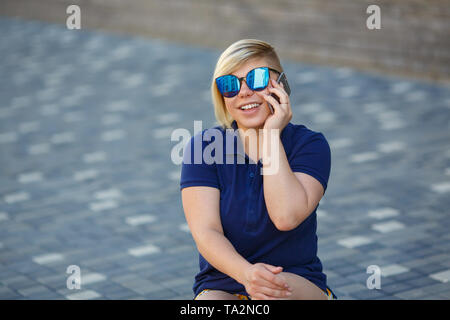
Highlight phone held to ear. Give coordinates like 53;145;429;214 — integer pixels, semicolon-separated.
268;72;291;114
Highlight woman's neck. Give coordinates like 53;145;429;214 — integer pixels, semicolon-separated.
237;125;265;163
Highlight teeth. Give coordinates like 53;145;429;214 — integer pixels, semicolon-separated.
241;103;260;110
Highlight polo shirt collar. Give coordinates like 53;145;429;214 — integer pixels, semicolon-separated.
225;120;246;157
225;120;289;157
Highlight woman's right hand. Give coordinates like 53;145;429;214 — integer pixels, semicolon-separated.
241;263;292;300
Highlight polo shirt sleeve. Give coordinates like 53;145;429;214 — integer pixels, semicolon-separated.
180;132;220;191
289;130;331;194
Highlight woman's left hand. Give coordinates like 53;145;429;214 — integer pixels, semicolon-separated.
256;79;292;132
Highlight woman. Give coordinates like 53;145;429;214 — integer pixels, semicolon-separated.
180;39;335;300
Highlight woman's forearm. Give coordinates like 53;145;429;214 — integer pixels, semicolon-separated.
193;229;252;285
261;130;309;231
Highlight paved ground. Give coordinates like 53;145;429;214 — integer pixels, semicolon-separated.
0;17;450;300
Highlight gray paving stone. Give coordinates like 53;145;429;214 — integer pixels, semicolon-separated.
36;274;69;290
405;275;441;288
351;288;387;300
393;288;428;300
120;279;166;295
381;264;410;277
104;288;140;300
380;282;414;295
27;291;66;300
326;276;354;289
0;285;18;299
412;263;448;275
335;283;368;295
429;269;450;283
66;290;102;300
437;290;450;299
420;282;450;294
374;295;402;300
17;285;54;297
1;275;35;289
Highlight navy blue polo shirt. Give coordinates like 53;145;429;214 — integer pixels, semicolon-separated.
180;120;331;296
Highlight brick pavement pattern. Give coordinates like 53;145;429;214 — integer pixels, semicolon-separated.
0;17;449;300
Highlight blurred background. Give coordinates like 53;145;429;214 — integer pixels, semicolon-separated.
0;0;449;300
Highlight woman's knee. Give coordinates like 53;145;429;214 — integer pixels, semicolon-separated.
279;272;328;300
195;290;240;300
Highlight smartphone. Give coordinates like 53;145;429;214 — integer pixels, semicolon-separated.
268;72;291;114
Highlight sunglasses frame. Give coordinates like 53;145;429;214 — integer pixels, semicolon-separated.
216;67;281;98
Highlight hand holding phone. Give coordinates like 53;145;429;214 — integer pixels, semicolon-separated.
268;72;291;114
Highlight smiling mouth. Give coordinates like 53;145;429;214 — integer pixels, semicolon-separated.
240;103;261;110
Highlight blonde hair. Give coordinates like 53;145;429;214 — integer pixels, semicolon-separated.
211;39;284;129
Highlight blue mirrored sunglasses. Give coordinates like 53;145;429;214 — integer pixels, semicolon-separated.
216;67;280;98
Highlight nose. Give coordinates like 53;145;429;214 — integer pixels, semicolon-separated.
238;80;254;97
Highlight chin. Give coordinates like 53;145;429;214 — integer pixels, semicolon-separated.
237;115;267;130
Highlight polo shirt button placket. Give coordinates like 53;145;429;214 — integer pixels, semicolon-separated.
247;163;265;232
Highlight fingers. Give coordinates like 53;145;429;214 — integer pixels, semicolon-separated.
253;266;292;298
256;87;289;114
259;265;290;289
269;79;288;102
249;278;292;299
258;285;292;298
245;263;293;299
255;277;292;295
268;87;288;105
271;78;285;90
249;281;291;300
256;92;281;112
254;271;284;289
264;265;283;274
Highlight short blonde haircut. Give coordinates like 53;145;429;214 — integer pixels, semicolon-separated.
211;39;284;129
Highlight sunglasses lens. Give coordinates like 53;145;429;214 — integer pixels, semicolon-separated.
247;67;269;91
216;67;270;98
216;75;239;98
